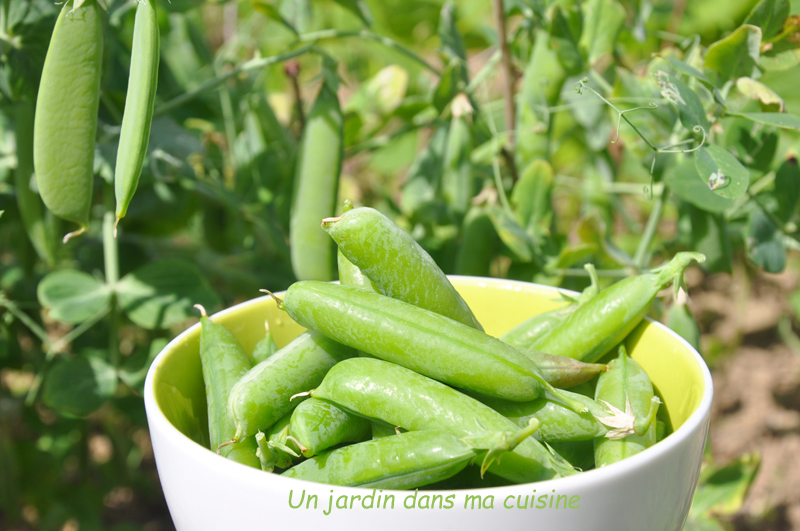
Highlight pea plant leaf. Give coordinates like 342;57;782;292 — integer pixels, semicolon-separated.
438;1;467;62
747;208;786;272
743;0;790;41
735;77;785;111
432;59;466;113
704;25;762;83
760;41;800;72
251;0;298;35
511;159;554;238
579;0;626;67
488;205;537;263
550;6;583;74
116;259;220;330
726;111;800;131
695;145;750;200
774;159;800;223
42;354;118;417
687;205;733;274
119;338;168;393
280;0;313;33
724;117;778;172
666;158;737;214
37;270;110;325
330;0;373;26
401;126;449;216
690;453;760;516
671;77;711;133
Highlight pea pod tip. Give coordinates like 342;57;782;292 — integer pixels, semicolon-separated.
259;289;284;310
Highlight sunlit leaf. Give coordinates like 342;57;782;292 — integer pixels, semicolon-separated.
695;145;750;200
117;260;220;330
760;41;800;71
690;453;760;516
736;77;785;111
42;355;117;417
704;25;762;82
726;111;800;130
37;271;110;325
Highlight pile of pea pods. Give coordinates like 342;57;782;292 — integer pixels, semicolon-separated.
196;204;705;489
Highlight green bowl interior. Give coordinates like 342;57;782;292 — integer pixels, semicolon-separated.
153;279;707;448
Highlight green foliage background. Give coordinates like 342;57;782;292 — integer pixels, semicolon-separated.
1;0;799;528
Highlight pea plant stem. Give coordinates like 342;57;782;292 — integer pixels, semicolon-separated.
296;30;441;75
154;44;315;117
633;185;670;269
492;0;516;160
103;178;121;369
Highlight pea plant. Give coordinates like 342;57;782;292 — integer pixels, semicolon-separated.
0;0;795;527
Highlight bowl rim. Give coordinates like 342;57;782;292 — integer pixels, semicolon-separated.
144;275;714;493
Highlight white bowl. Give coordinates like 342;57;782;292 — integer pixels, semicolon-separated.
144;277;712;531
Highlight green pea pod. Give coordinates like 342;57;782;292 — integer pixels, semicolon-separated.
454;206;497;277
442;105;473;217
251;321;278;366
338;249;379;293
256;413;301;472
227;330;355;442
282;281;586;410
511;159;554;238
533;253;705;363
290;68;343;281
282;421;541;488
14;101;58;266
309;357;576;483
281;430;476;488
34;0;103;240
114;0;160;227
500;263;600;349
195;306;258;468
322;207;483;330
288;398;371;457
224;435;260;469
594;346;659;467
521;350;608;389
467;388;653;443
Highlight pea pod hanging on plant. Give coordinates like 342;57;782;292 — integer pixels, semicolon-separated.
34;0;104;241
114;0;160;233
290;57;343;281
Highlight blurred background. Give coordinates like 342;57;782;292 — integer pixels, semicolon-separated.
0;0;799;528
